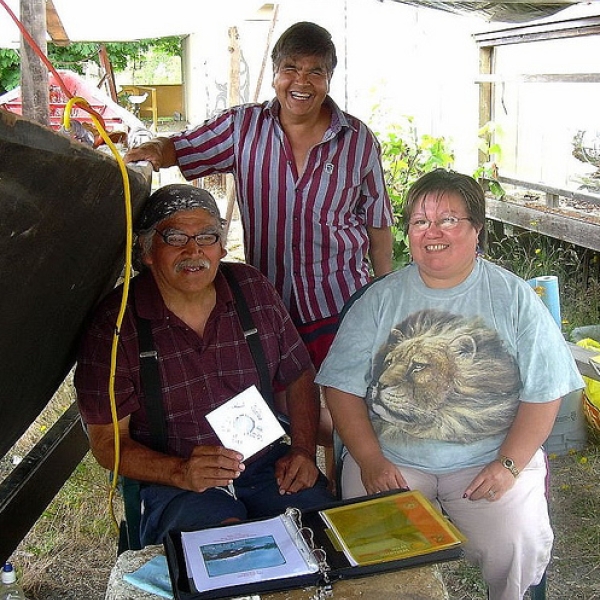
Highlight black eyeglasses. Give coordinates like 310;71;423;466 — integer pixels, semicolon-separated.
154;229;220;247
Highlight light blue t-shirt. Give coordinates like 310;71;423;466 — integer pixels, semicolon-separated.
316;259;584;473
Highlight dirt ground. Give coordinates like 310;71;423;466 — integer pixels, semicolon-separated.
440;429;600;600
5;428;598;600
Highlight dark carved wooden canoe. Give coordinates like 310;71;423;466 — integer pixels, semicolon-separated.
0;108;151;460
0;109;151;561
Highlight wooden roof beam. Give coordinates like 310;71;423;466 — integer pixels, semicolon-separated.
46;0;70;46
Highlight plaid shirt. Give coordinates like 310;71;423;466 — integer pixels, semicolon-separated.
172;96;393;323
75;263;311;458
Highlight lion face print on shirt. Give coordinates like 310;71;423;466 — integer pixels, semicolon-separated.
370;309;522;443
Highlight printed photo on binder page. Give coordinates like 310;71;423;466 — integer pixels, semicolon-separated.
180;510;319;593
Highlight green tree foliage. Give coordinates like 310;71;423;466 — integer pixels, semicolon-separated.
0;37;182;94
374;116;455;268
0;48;20;94
473;121;505;198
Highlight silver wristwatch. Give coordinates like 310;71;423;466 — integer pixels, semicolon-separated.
499;455;520;478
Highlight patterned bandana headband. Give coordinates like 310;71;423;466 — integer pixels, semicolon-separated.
136;184;223;233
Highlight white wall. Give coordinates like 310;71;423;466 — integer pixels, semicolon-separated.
491;35;600;188
181;0;483;172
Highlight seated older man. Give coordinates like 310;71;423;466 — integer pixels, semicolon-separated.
75;184;332;545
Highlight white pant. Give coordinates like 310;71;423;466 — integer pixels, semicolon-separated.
341;448;552;600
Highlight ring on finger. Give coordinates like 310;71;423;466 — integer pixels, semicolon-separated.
488;489;496;499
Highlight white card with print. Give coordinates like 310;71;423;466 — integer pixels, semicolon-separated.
206;385;286;460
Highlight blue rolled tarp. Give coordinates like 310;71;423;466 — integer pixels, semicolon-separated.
527;275;561;328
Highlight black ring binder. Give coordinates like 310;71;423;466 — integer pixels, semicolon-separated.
163;490;464;600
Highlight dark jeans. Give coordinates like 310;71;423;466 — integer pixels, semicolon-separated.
139;442;333;545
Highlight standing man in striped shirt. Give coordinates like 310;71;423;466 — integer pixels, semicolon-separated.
125;21;394;462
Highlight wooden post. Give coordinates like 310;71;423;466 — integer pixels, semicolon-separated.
228;27;241;107
224;27;241;238
20;0;49;126
98;44;119;102
478;45;493;167
254;4;279;102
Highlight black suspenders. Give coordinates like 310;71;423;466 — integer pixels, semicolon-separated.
220;263;274;406
133;263;276;451
135;313;168;453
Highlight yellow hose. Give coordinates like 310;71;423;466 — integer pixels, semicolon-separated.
64;97;133;533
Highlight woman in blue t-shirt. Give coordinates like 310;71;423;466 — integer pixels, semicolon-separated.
317;169;584;600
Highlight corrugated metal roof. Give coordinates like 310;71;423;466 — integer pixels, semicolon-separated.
390;2;577;23
0;0;590;48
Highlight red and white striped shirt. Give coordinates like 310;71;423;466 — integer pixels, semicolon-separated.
172;97;393;324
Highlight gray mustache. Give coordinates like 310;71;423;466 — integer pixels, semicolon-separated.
175;258;211;272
